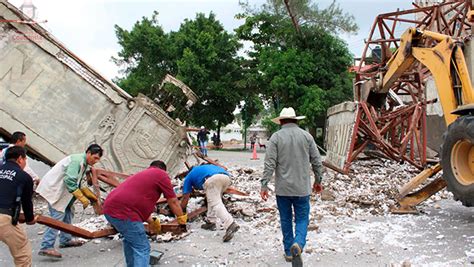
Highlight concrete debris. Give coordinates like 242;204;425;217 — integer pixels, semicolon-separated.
225;158;451;219
466;249;474;264
73;215;109;232
25;156;460;267
152;231;190;243
320;190;336;201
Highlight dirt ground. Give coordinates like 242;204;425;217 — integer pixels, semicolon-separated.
1;150;473;267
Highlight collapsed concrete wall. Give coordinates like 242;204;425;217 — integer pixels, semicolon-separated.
0;0;189;175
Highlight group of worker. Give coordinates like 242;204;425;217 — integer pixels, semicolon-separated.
0;106;323;267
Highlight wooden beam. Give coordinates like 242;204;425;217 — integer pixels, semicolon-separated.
392;176;446;214
398;164;442;198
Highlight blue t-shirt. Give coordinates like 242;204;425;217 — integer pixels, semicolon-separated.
182;165;229;194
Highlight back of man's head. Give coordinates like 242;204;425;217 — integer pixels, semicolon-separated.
279;118;298;125
5;146;26;162
86;144;103;157
11;131;26;144
150;160;167;171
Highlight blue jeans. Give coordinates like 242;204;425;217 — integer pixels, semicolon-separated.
276;195;310;256
40;204;73;250
199;140;208;156
105;214;150;267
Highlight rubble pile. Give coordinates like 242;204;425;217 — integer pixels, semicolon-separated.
321;158;449;216
224;158;452;223
38;158;453;248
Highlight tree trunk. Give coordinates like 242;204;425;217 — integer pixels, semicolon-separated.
217;121;221;145
243;125;247;150
309;126;317;140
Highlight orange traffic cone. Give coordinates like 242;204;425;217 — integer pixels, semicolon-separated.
251;144;259;160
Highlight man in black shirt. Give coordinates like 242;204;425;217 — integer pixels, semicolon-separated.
0;146;36;267
197;126;210;156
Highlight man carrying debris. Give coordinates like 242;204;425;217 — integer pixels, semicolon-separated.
36;144;103;258
180;164;240;242
0;146;36;267
1;131;40;185
260;107;323;267
103;160;187;267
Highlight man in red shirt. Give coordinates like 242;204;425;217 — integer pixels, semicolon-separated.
103;160;187;267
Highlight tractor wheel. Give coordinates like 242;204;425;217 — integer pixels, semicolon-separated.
441;115;474;207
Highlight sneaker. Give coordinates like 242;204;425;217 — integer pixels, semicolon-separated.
38;249;62;258
201;222;217;231
59;239;85;248
284;254;293;262
222;222;240;242
290;243;303;267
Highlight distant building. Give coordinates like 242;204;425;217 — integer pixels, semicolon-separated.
219;121;242;142
218;119;270;144
247;124;269;144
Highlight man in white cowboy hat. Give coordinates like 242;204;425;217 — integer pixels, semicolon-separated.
260;107;323;267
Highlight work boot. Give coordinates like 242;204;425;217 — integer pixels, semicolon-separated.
59;239;85;248
201;222;216;231
284;254;293;262
38;249;62;258
222;222;239;242
290;243;303;267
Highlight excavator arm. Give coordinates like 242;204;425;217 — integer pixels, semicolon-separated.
382;28;474;209
381;28;474;125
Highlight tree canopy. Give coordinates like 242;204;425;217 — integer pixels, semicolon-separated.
113;1;357;138
235;6;354;133
239;0;358;35
114;12;242;133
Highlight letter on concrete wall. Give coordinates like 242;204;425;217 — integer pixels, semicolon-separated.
0;47;43;97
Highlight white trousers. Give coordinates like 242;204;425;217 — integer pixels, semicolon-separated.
203;174;233;229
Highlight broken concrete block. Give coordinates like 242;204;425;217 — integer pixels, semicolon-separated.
321;190;336;201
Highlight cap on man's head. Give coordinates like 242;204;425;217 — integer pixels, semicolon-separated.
200;126;205;129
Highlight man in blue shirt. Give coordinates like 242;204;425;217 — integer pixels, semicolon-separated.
180;164;239;242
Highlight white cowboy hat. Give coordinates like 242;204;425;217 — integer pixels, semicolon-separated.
271;107;306;124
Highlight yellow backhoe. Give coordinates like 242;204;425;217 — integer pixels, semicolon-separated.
377;27;474;210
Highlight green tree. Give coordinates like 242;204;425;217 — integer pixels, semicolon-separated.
172;13;242;136
113;11;175;96
239;0;358;35
236;6;354;135
113;12;242;137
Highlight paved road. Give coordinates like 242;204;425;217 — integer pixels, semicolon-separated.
1;150;473;266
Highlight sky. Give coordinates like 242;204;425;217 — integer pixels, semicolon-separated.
8;0;413;81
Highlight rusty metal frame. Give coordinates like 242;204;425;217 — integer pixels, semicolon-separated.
358;1;472;72
340;1;472;172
